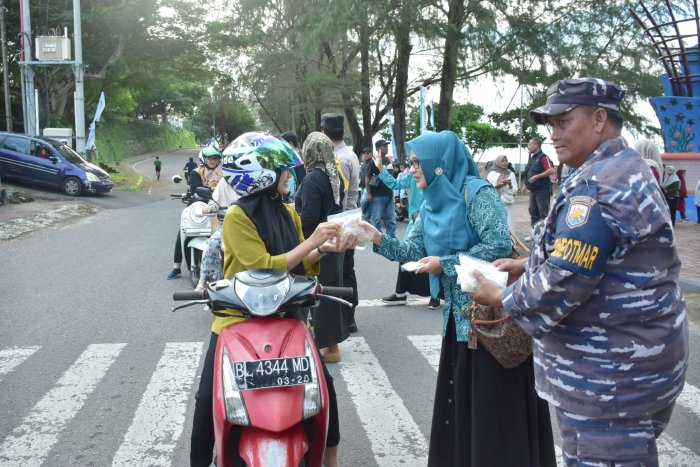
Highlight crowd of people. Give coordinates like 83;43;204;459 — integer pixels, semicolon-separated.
164;76;691;467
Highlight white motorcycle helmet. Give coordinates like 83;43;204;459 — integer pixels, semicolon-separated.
198;146;222;167
221;137;302;198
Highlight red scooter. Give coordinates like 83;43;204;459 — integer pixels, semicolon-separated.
173;269;352;467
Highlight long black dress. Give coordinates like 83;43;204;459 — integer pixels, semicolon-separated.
428;315;557;467
294;168;349;348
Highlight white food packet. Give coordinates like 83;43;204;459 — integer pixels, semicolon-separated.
456;254;508;293
400;261;426;272
327;208;374;250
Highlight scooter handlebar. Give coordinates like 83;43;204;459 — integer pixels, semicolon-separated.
173;290;206;301
319;286;354;298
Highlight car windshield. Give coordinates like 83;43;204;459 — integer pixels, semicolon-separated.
54;143;87;165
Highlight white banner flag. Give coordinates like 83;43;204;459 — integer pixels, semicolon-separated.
94;92;106;122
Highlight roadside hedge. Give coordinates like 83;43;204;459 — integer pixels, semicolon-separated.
92;119;196;163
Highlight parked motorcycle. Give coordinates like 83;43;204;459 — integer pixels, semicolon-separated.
173;269;353;467
394;194;408;222
171;175;215;287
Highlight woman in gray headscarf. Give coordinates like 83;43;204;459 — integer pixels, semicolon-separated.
486;155;518;230
634;139;663;185
294;132;348;364
663;165;681;226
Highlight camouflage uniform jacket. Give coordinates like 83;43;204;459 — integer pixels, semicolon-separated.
503;136;688;419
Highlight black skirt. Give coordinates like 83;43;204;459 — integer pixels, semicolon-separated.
311;251;349;349
395;263;431;297
428;314;556;467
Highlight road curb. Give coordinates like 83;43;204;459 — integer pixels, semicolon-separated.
0;203;96;241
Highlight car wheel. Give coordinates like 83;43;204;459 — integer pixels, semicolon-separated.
62;177;83;196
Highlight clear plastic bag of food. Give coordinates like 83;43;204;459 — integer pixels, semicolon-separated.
327;208;374;250
455;254;508;293
401;261;426;273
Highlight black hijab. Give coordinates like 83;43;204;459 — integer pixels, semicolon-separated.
235;171;306;276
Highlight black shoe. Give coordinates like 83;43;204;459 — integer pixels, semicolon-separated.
381;293;406;305
427;298;441;309
348;321;358;333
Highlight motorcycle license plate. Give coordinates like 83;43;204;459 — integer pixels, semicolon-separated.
233;356;313;390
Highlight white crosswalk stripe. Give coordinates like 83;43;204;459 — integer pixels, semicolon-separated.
407;333;700;466
339;337;428;466
676;380;700;419
0;343;125;467
0;346;40;383
0;338;698;465
112;342;203;467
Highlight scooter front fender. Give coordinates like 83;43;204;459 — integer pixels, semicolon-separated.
239;424;308;467
188;236;208;252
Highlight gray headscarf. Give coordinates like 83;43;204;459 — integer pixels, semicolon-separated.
302;132;340;204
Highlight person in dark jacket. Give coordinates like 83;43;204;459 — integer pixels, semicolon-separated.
522;137;555;240
663;165;681;226
294;132;348;363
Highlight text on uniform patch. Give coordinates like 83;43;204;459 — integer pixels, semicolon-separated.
551;237;600;270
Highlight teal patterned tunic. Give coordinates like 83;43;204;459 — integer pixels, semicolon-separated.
374;185;511;342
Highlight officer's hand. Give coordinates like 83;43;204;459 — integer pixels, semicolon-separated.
417;256;442;275
470;271;504;308
493;257;527;285
494;257;526;274
528;176;536;184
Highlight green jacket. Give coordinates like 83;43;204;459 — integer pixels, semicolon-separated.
664;181;680;199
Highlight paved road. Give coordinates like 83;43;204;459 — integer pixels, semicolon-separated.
1;149;698;466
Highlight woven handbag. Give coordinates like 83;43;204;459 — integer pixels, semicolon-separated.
464;301;532;369
462;183;533;368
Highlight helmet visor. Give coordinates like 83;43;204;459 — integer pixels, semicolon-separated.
255;137;303;170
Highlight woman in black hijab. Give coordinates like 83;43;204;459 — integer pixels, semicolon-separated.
190;137;350;467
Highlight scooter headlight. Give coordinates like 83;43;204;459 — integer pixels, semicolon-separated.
303;339;322;419
187;201;209;225
234;276;290;316
222;348;250;426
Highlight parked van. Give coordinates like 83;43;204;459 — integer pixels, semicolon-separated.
0;132;113;195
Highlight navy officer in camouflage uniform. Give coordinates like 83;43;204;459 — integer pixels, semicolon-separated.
471;77;689;466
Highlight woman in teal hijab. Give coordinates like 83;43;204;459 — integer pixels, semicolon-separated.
360;131;556;467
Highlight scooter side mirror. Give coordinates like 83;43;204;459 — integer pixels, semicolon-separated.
196;186;213;201
172;174;182;184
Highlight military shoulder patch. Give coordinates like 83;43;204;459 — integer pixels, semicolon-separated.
565;196;597;228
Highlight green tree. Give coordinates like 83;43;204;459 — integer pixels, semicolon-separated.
406;101;518;159
190;95;258;145
4;0;212;130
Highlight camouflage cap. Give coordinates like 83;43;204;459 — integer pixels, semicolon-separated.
529;77;626;124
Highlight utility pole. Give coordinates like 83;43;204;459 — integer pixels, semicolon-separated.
18;0;86;155
0;0;12;131
19;0;36;135
219;100;225;147
72;0;85;154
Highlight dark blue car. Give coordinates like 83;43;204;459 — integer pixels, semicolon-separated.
0;132;113;196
